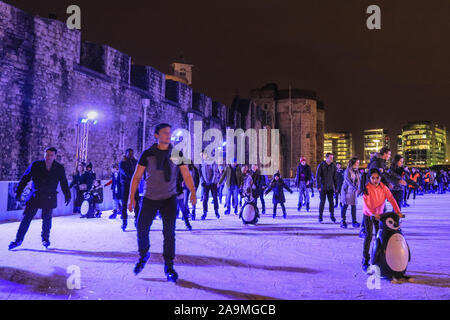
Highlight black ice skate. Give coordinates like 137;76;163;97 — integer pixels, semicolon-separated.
42;239;50;249
165;265;179;283
8;240;22;251
133;252;150;275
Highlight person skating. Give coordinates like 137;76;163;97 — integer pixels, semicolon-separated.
406;168;420;201
176;169;192;231
183;164;199;220
386;155;420;210
251;164;267;214
361;168;403;273
340;157;361;229
335;162;344;208
295;157;312;212
316;153;338;223
219;159;241;215
9;147;71;250
264;172;293;219
69;163;85;215
199;151;220;220
104;164;122;219
128;124;197;281
119;149;140;231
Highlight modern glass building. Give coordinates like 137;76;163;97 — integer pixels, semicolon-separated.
397;133;403;156
363;129;390;164
402;121;447;167
324;132;353;165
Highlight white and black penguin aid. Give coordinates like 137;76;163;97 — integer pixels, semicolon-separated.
371;212;411;281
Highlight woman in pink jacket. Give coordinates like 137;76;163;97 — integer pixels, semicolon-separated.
362;168;403;272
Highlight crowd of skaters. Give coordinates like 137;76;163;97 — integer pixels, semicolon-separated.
7;123;450;280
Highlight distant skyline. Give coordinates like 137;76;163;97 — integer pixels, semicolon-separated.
5;0;450;158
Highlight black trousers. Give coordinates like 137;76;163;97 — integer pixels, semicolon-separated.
362;215;380;261
319;190;335;218
15;206;53;242
407;188;416;200
255;193;266;213
391;190;403;208
341;204;356;222
121;183;140;221
137;196;177;266
273;202;286;216
202;183;219;214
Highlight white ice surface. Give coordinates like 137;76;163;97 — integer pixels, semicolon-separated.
0;191;449;300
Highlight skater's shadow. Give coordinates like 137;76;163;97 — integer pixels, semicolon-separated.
406;271;450;288
18;248;320;274
0;266;75;296
197;230;358;239
142;278;281;300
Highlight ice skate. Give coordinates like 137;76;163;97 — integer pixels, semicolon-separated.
165;265;178;283
133;252;150;275
42;239;50;249
8;240;22;251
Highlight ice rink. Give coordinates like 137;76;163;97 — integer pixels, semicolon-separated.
0;191;449;300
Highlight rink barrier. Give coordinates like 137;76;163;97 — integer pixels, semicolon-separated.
0;180;113;223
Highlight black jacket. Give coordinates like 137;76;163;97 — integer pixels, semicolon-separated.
251;170;268;195
80;171;96;192
119;157;138;185
295;164;312;186
16;160;71;209
336;169;344;190
387;166;419;192
316;161;338;192
265;178;293;204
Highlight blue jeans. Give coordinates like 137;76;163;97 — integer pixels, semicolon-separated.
225;184;239;213
297;182;310;208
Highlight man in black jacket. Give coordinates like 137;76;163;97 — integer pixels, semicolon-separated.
295;157;312;212
119;148;140;231
9;147;71;250
316;153;338;223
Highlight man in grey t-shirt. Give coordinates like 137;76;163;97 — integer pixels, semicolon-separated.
128;123;197;282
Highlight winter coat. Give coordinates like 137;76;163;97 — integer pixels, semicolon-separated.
251;170;268;196
219;165;242;189
200;163;220;185
265;178;293;204
294;164;312;187
91;185;103;204
336;169;344;191
387;166;418;192
340;168;360;206
119;157;137;185
316;161;338;192
80;171;96;192
15;160;71;209
186;165;200;190
367;153;389;185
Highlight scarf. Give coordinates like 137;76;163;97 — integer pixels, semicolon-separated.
147;143;173;182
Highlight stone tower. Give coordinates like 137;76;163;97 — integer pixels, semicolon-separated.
251;84;324;177
170;54;194;86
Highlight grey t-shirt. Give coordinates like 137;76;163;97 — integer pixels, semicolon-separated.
138;148;184;201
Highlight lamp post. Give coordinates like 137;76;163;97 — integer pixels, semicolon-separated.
76;110;98;169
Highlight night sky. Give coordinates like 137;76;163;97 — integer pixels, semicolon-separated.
4;0;450;158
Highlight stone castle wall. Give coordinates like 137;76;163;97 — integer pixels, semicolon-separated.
0;1;233;180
